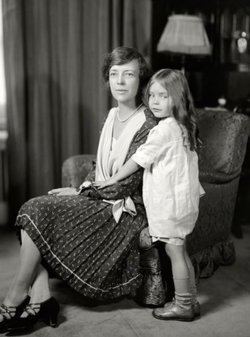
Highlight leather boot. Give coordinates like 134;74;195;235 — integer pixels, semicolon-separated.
192;300;201;317
159;297;200;317
152;293;195;321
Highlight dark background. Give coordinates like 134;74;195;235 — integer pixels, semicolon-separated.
151;0;250;109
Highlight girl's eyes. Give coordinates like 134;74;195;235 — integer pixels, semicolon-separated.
149;93;168;99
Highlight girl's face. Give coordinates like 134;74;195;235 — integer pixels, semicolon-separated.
148;81;173;119
109;60;140;105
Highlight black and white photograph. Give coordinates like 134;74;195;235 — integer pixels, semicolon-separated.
0;1;249;336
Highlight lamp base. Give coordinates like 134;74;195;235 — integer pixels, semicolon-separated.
181;55;186;75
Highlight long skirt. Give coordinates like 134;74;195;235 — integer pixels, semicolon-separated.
16;194;146;300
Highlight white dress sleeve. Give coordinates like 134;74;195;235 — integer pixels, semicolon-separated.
132;124;170;168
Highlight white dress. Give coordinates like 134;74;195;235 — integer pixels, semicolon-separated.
132;117;204;241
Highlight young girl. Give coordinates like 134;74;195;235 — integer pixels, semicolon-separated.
94;69;204;321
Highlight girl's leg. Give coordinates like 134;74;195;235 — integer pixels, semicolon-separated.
3;230;41;307
184;246;200;316
165;243;190;294
153;243;194;321
184;248;196;296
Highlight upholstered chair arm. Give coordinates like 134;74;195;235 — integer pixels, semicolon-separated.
62;154;96;188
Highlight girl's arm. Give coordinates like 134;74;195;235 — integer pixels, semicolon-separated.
94;158;140;189
81;115;157;200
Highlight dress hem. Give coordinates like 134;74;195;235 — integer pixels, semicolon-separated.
16;213;143;300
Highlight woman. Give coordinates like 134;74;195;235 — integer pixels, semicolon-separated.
0;46;157;332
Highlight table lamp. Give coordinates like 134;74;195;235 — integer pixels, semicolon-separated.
157;14;212;73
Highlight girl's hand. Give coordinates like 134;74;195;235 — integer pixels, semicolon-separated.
93;179;116;189
48;187;79;195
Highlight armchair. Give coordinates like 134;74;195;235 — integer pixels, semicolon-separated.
62;109;249;306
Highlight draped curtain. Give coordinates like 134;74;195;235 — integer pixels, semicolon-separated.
2;0;152;223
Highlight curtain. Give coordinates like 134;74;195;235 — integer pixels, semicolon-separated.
2;0;152;222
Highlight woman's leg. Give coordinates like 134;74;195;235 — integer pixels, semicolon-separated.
3;230;41;307
30;265;51;303
3;231;58;328
20;264;51;319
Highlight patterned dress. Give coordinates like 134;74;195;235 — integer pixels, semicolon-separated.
16;110;157;300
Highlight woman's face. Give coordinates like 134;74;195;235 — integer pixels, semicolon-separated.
109;60;140;105
148;81;173;119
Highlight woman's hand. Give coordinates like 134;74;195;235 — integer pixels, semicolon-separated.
48;187;79;196
93;179;116;189
79;181;92;190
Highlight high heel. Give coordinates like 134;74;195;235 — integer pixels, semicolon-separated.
0;295;30;333
9;297;60;331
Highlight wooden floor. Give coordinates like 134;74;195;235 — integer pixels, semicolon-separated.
0;225;250;337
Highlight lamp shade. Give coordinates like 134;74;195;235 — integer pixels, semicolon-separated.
157;15;212;55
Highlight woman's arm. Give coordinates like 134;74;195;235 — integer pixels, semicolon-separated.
94;158;140;188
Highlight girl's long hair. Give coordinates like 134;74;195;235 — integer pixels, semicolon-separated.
144;69;200;151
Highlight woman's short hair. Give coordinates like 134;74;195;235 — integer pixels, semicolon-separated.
102;46;150;103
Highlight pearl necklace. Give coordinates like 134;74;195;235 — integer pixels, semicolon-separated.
116;104;142;123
